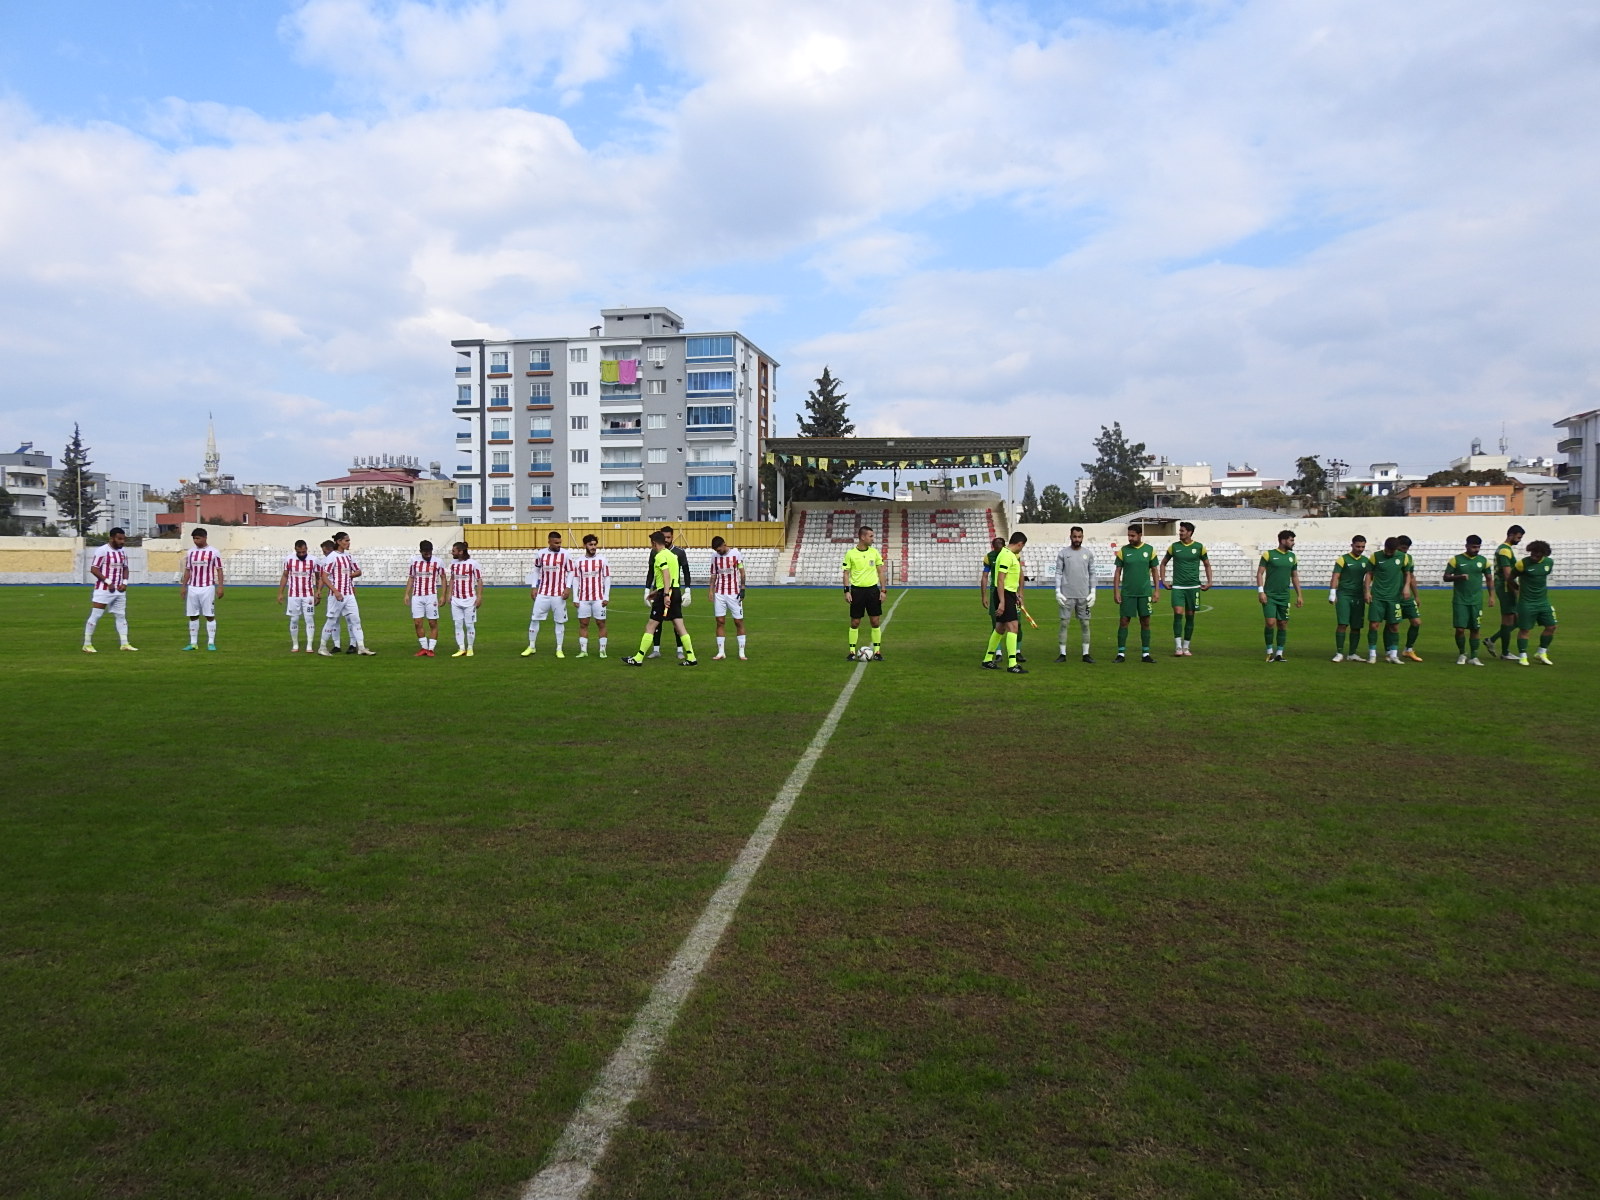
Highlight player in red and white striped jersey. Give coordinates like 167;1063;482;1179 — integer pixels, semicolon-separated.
448;541;483;656
180;527;226;650
522;530;573;657
83;527;136;652
318;531;375;655
570;533;612;658
276;539;324;652
708;536;748;660
407;540;449;656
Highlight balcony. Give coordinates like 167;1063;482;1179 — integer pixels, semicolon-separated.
455;365;472;375
601;495;642;507
1557;436;1583;455
600;393;643;405
489;433;512;443
685;424;734;436
601;427;644;438
686;460;736;469
600;461;643;472
456;431;472;440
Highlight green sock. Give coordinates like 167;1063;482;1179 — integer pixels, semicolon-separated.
679;633;695;661
1276;625;1288;651
1455;631;1466;653
1539;633;1553;650
871;626;882;649
1265;625;1275;650
986;630;1001;657
1140;626;1151;653
1183;613;1195;641
1499;625;1513;652
849;626;859;652
1336;630;1346;654
1517;634;1528;655
1004;631;1018;668
1469;635;1480;658
1385;630;1398;653
1117;625;1128;651
1368;627;1379;652
1406;624;1420;650
638;631;654;656
1173;612;1185;640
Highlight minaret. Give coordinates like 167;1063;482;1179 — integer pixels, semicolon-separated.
201;415;221;491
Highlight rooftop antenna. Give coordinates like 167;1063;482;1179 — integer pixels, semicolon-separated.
1499;424;1508;456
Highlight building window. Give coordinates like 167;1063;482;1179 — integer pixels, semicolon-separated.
647;448;668;464
648;482;668;498
646;414;666;429
492;485;510;505
688;474;735;499
686;370;735;394
458;385;472;403
490;351;509;371
1467;494;1507;513
570;347;588;363
490;418;511;439
341;487;351;499
570;382;589;397
491;384;509;402
686;335;734;359
572;482;590;497
531;486;552;502
603;417;641;433
571;415;589;430
1426;496;1456;513
457;484;473;502
647;379;667;395
530;449;552;467
529;349;550;369
529;382;550;399
530;416;552;435
686;404;734;428
491;451;510;471
645;346;668;363
571;449;589;464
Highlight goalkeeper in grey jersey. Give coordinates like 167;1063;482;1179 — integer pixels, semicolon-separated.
1054;525;1097;663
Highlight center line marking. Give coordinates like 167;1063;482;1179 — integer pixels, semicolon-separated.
522;589;909;1200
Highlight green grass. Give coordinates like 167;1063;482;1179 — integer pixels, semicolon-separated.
3;585;1597;1199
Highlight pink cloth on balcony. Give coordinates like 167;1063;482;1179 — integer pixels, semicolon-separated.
618;359;639;385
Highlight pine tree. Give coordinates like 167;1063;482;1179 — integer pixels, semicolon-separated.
1020;475;1040;522
1080;423;1153;521
786;367;861;502
51;424;101;536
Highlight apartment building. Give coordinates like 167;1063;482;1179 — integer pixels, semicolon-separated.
1556;408;1599;514
450;306;776;524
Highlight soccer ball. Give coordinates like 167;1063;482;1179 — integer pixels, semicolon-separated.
857;646;874;661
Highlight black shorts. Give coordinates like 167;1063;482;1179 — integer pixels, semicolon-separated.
991;588;1019;624
849;585;883;619
650;587;683;623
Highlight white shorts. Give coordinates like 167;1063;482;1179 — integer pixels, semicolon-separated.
576;600;608;621
185;585;216;618
531;594;567;622
713;593;744;620
286;596;316;618
410;595;439;620
92;589;126;612
1058;597;1092;622
450;599;476;624
326;593;359;621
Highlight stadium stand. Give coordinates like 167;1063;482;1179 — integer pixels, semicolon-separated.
777;501;1006;585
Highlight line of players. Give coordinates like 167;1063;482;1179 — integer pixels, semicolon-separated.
80;524;753;662
975;521;1560;668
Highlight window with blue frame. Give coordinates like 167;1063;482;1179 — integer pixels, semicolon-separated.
457;385;472;402
457;484;473;503
686;511;733;522
688;474;735;499
685;336;733;359
528;349;551;368
686;404;734;428
686;370;734;394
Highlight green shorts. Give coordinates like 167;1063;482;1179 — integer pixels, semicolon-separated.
1516;603;1556;631
1399;597;1421;622
1169;586;1200;611
1451;598;1483;631
1335;595;1366;626
1119;594;1153;620
1495;587;1517;616
1369;598;1402;626
1263;595;1291;622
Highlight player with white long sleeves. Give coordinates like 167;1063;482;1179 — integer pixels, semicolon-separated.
83;527;136;652
570;533;612;658
708;536;748;660
447;541;483;656
522;530;573;657
1054;525;1096;663
277;538;323;653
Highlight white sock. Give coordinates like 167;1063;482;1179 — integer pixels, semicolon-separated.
737;634;746;653
599;636;607;652
206;620;216;646
579;637;588;653
188;618;199;644
1059;643;1066;655
717;636;725;653
85;609;103;642
529;621;540;647
418;635;427;648
1082;638;1091;654
114;613;128;645
466;621;476;649
555;625;565;651
349;617;365;649
1175;638;1182;651
289;618;299;647
455;625;465;650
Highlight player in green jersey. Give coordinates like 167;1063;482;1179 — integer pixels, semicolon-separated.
1491;524;1525;659
982;532;1029;673
1364;536;1413;664
1443;535;1495;666
1327;534;1371;661
1394;535;1425;661
1158;521;1212;656
1112;525;1158;663
1256;530;1303;661
1512;540;1557;666
843;525;888;660
624;530;697;666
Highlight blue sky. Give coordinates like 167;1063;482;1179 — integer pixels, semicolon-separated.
0;0;1594;493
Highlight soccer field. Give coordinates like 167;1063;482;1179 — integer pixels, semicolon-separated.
4;585;1598;1200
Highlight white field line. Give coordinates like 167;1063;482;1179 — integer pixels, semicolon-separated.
522;589;909;1200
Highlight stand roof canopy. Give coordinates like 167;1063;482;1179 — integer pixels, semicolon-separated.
762;435;1029;471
